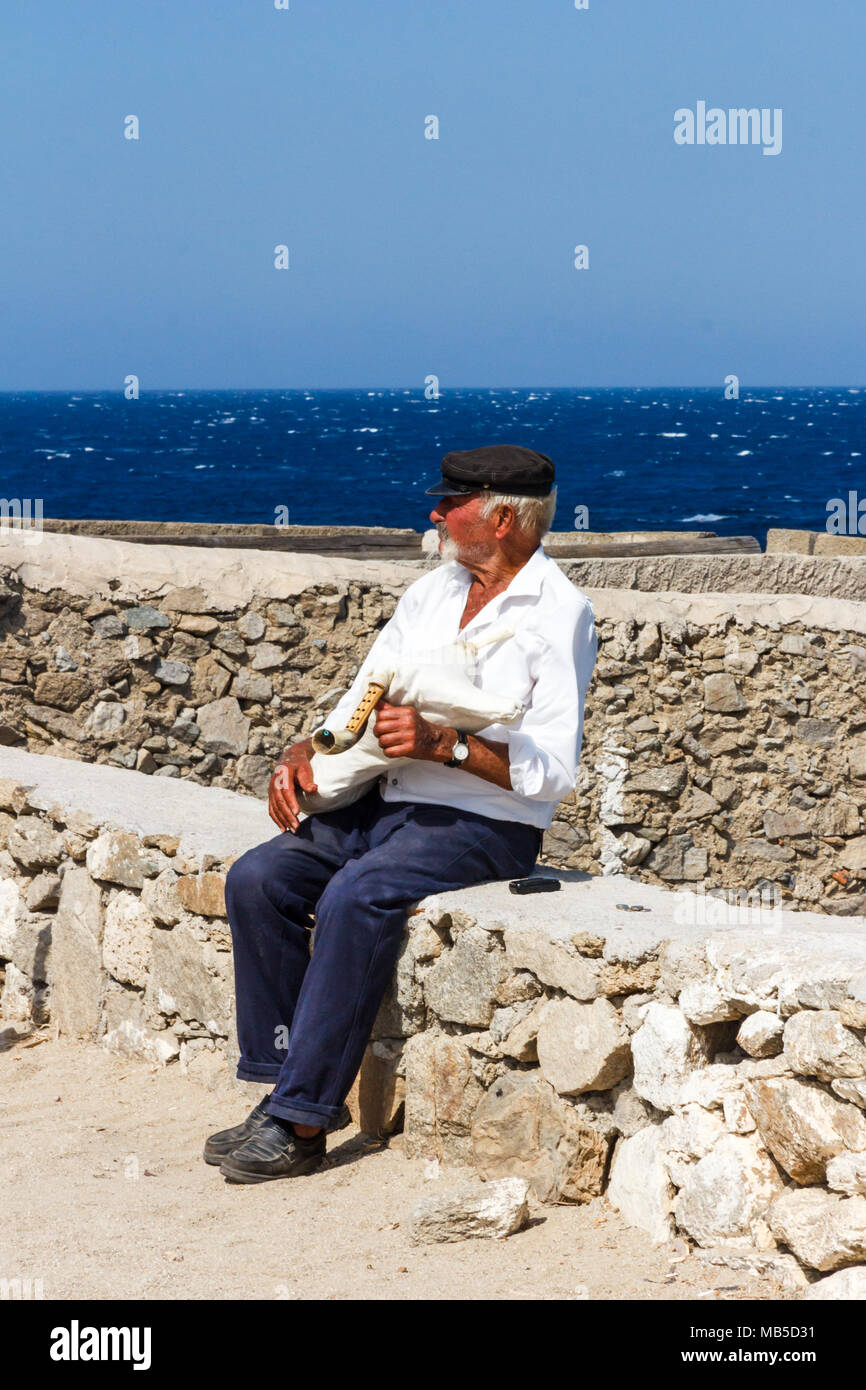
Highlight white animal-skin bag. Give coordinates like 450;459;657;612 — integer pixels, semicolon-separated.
296;627;524;816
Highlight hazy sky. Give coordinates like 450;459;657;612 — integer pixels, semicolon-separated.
2;0;864;388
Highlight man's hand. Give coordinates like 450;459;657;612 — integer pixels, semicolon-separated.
373;701;451;761
269;738;317;833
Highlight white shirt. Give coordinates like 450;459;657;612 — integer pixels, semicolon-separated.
322;544;598;830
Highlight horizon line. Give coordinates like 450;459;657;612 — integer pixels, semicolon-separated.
0;384;862;395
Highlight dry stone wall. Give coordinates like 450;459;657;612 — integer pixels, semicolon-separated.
3;755;866;1289
2;533;866;913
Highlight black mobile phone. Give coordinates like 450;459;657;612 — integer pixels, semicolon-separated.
508;877;561;895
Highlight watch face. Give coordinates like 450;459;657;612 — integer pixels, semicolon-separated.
454;737;469;760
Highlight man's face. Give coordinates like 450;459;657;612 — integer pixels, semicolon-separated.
428;492;495;564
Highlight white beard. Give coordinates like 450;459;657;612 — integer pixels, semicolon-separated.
437;534;461;563
436;527;488;567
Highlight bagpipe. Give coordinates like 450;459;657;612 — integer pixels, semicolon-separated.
297;627;525;815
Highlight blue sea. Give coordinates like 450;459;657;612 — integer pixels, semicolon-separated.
0;388;862;548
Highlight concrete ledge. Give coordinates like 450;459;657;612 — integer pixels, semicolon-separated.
564;553;866;603
768;529;866;558
584;587;866;638
0;746;272;859
0;530;420;607
5;529;866;614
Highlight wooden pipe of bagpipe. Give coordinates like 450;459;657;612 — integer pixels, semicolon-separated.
311;679;387;755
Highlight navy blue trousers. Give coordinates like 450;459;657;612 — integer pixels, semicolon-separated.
224;783;541;1129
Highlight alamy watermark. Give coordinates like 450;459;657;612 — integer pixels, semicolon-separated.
674;103;782;157
1;1275;44;1300
50;1321;151;1371
0;497;44;545
826;490;866;536
672;881;784;931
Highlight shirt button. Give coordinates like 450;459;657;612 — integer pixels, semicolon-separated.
391;778;398;785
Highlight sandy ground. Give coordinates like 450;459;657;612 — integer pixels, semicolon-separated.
0;1027;803;1303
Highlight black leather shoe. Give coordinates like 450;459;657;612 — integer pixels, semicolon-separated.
203;1094;274;1166
220;1117;326;1184
204;1096;352;1166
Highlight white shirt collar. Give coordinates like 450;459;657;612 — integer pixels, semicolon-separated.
443;544;549;630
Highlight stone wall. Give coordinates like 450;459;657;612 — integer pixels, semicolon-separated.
3;750;866;1288
2;531;866;913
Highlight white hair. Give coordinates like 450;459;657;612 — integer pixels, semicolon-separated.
478;486;557;541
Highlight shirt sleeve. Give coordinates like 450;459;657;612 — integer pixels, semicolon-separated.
505;599;598;802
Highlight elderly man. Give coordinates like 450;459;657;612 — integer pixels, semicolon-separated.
207;444;597;1183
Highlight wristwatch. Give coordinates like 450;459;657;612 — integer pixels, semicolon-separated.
445;730;470;768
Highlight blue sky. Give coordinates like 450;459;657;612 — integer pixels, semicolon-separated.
2;0;864;388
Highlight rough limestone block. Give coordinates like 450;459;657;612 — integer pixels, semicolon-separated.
408;1177;530;1245
676;1057;790;1110
231;671;272;703
499;998;547;1062
745;1076;866;1184
176;872;227;918
51;867;104;1039
848;743;866;781
102;891;155;989
660;1105;727;1188
196;697;250;756
737;1011;784;1058
6;816;65;871
470;1070;610;1204
767;1188;866;1272
607;1125;676;1245
0;961;49;1024
250;642;284;672
536;996;631;1096
85;701;126;737
148;922;233;1034
502;926;600;1001
678;980;742;1025
692;1245;807;1291
703;673;747;713
101;984;180;1065
826;1151;866;1196
371;930;425;1039
0;877;21;958
422;927;508;1027
0;779;30;814
26;872;61;912
86;830;145;889
4;910;52;983
762;808;810;839
141;868;183;926
673;1133;784;1249
631;1003;710;1111
346;1039;405;1138
402;1031;484;1165
782;1009;866;1084
723;1092;757;1134
804;1267;866;1299
832;1078;866;1110
626;764;688;797
611;1080;656;1138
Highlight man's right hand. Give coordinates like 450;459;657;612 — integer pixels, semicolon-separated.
268;738;317;833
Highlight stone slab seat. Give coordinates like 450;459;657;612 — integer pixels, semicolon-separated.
0;746;273;859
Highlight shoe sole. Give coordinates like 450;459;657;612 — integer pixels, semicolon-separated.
220;1151;325;1184
203;1103;352;1165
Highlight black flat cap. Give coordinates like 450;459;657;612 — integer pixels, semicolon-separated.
424;444;555;498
